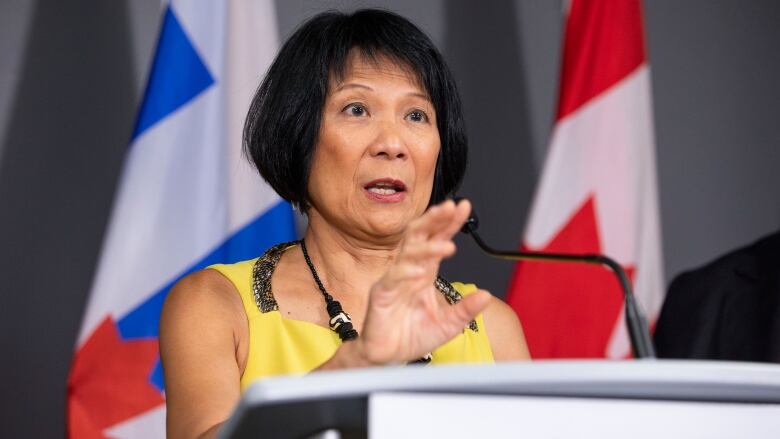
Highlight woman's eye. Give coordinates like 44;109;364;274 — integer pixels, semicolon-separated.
407;110;429;123
344;103;367;117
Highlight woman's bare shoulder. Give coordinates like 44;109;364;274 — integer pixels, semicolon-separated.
160;269;248;438
165;268;243;310
160;268;246;343
481;295;531;361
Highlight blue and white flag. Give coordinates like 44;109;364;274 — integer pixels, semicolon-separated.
67;1;293;437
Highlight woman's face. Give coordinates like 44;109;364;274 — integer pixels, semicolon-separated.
307;53;440;242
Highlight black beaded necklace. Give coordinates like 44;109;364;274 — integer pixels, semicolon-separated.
299;239;359;342
299;239;431;364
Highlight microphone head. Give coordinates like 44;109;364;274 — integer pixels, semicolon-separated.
462;214;479;234
453;196;479;234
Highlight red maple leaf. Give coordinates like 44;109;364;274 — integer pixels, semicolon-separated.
67;317;164;438
507;196;635;358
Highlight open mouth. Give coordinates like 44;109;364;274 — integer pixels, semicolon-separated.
363;178;407;202
364;179;406;194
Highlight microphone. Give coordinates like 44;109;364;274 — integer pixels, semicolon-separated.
457;200;656;359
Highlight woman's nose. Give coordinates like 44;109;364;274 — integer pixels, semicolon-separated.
368;121;408;160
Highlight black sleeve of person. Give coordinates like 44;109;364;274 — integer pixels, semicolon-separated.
654;231;780;363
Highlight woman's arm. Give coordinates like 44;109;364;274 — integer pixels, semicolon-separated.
482;297;531;361
159;269;248;439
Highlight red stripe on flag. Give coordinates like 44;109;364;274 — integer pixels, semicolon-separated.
556;0;646;120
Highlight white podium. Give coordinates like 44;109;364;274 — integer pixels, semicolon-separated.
219;360;780;438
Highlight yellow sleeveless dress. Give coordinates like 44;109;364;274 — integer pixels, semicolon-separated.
209;241;494;392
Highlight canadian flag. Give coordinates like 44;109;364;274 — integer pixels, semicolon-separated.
506;0;664;359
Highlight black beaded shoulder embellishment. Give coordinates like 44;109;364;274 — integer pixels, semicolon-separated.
251;241;298;313
435;276;479;332
250;241;479;332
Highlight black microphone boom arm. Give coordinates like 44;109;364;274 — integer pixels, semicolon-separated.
460;210;656;359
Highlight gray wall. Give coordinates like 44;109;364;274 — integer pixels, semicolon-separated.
1;1;779;437
0;3;138;438
646;0;780;280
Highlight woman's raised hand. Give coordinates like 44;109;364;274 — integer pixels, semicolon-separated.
354;199;492;365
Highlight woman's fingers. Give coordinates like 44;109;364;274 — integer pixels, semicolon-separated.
377;199;474;303
401;240;456;262
404;199;469;252
433;198;471;241
411;198;471;243
406;200;458;242
376;261;425;289
398;199;472;275
441;289;492;331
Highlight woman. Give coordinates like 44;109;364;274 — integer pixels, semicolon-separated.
160;9;529;438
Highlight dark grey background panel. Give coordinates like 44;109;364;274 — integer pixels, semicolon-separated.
440;0;541;295
0;1;137;438
644;0;780;280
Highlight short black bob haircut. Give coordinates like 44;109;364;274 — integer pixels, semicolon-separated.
244;9;468;209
